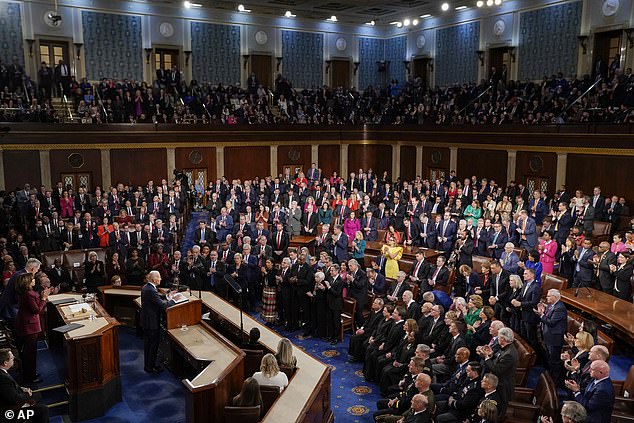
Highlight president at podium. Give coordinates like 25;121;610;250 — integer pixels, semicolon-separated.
141;271;175;373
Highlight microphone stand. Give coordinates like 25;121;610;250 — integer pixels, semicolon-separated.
224;273;245;345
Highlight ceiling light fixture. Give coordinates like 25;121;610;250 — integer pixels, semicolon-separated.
403;18;411;26
327;15;337;22
455;5;467;10
412;18;419;25
486;0;494;5
476;0;484;6
284;10;296;17
365;20;376;26
441;3;450;11
183;1;201;8
420;14;432;18
237;4;251;12
396;22;403;27
494;0;502;4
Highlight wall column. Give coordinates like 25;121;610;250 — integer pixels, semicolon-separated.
507;150;517;186
216;146;225;178
270;145;278;177
340;144;348;177
416;145;423;177
392;144;401;179
101;149;111;189
0;150;5;191
311;145;319;168
166;148;176;180
39;150;51;189
556;152;568;190
449;147;458;173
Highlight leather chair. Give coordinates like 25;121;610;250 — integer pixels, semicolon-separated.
64;249;88;289
259;385;281;418
363;253;378;270
223;405;261;423
93;248;107;264
279;365;296;381
612;365;634;422
340;297;356;340
506;371;558;422
514;247;528;262
363;292;376;319
41;251;64;271
540;273;568;299
435;268;455;295
377;230;387;243
566;310;615;354
398;258;415;273
513;332;537;386
593;221;612;243
243;349;264;378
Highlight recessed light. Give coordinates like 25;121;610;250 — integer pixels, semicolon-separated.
365;20;376;26
327;15;337;22
455;5;467;10
284;10;296;17
476;0;484;6
494;0;502;4
420;14;432;18
396;22;403;28
183;1;201;8
237;4;251;12
441;3;450;11
486;0;494;5
412;19;419;25
403;18;411;26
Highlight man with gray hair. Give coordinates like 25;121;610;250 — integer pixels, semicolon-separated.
141;270;175;373
347;259;368;328
0;258;41;325
537;288;567;382
387;271;408;303
479;327;518;405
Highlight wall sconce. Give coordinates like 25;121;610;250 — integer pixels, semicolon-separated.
74;43;83;60
276;56;283;71
25;39;35;58
184;50;192;67
508;47;516;63
625;29;634;49
353;61;360;75
476;50;485;66
144;48;153;65
325;60;332;74
577;35;588;55
403;60;411;74
428;60;434;72
242;54;250;70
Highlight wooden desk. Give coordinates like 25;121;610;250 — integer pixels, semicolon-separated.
289;235;316;253
47;295;121;421
98;285;143;326
560;288;634;342
202;292;333;423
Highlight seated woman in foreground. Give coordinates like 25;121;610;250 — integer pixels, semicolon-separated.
252;353;289;392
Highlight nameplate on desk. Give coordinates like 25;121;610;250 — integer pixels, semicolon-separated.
53;323;84;333
50;298;78;306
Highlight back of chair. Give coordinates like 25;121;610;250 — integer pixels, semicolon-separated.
436;268;455;295
513;333;537;386
223;405;261;423
279;365;296;381
471;256;490;276
41;251;64;271
243;349;264;378
622;365;634;396
259;385;280;418
535;372;558;418
540;273;568;299
593;221;612;243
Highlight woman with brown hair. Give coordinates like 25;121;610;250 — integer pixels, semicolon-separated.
15;273;50;384
232;377;263;410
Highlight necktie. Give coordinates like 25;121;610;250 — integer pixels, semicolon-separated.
432;267;440;281
414;261;422;277
428;319;437;336
277;232;282;247
210;261;216;286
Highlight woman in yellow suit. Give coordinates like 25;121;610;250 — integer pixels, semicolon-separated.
381;237;403;279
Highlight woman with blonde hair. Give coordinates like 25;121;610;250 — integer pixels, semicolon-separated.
275;338;297;369
252;353;289;391
506;274;524;333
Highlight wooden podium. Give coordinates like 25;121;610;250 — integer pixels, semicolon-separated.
47;293;122;421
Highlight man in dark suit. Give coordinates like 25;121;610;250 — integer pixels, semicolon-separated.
332;224;349;264
431;346;469;400
168;65;181;93
432;321;467;381
415;214;437;249
488;260;510;322
423;256;449;293
346;259;368;329
80;213;99;249
141;271;175;373
486;222;508;260
386;271;409;303
37;61;53;99
325;264;344;345
420;304;446;346
367;268;387;297
54;59;71;96
476;373;505;419
552;202;573;246
271;222;289;262
361;210;378;241
403;290;422;321
480;327;519;404
593;241;617;295
193;220;215;248
437;212;457;257
61;223;80;251
348;297;384;361
538;288;568;383
156;67;167;87
435;361;484;423
365;305;406;382
572;239;596;289
568;360;615;423
408;251;431;292
207;250;226;296
0;349;49;423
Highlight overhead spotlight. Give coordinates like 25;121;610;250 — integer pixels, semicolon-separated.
476;0;484;6
327;15;337;22
455;5;467;10
365;20;376;26
184;1;191;8
284;10;296;17
486;0;494;5
412;18;419;25
441;3;450;11
494;0;502;4
396;22;403;28
237;4;251;12
403;18;411;26
420;14;432;18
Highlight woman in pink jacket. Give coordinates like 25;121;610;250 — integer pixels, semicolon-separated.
538;230;558;274
343;210;360;244
59;190;74;218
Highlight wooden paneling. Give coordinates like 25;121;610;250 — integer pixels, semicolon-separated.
400;146;417;181
250;54;273;88
331;59;350;89
566;154;634;202
4;151;41;190
110;148;167;186
224;146;270;180
347;145;392;176
515;151;557;192
457;148;508;187
175;147;217;182
277;145;312;177
422;147;450;180
318;145;340;179
50;149;103;188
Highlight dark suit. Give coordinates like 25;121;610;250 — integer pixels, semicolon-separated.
348;309;383;361
490;270;511;321
487;230;508;260
613;263;633;301
484;342;518;404
518;280;540;344
540;300;567;381
597;251;617;295
0;370;49;423
572;247;596;288
436;377;484;422
141;283;171;367
327;275;344;340
424;266;449;292
193;227;215;247
348;269;368;328
333;232;349;264
574;377;615;423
